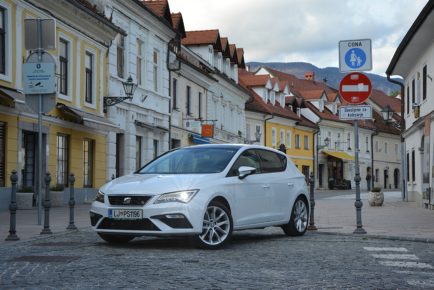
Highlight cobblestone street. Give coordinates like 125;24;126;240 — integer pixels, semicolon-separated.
1;228;434;289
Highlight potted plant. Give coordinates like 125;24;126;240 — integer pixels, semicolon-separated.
50;184;65;207
16;186;34;210
368;187;384;206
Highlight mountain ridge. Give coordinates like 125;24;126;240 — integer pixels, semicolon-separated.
247;61;401;95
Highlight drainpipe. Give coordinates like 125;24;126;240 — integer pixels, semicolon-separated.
371;129;378;190
264;114;274;146
166;38;181;150
387;75;406;201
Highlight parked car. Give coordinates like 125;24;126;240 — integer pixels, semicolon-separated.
90;144;309;249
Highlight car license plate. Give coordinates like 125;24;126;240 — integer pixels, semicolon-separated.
108;209;143;220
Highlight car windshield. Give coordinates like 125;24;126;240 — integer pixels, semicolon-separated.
138;147;239;174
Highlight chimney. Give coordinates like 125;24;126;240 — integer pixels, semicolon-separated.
304;71;315;81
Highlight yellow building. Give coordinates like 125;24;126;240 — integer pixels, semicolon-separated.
0;0;122;209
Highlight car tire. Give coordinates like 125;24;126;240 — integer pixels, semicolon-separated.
195;200;233;249
282;197;308;236
98;233;135;244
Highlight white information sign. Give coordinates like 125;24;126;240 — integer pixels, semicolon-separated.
23;63;56;94
339;39;372;72
339;105;373;120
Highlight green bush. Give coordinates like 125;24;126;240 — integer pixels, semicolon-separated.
371;187;382;192
50;184;65;191
18;186;34;193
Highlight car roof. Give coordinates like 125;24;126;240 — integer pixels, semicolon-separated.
182;144;284;154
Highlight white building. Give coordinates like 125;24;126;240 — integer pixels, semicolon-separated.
90;0;180;178
386;0;434;209
181;30;249;144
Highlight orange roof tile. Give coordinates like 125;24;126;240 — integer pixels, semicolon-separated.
182;30;221;50
141;0;173;26
237;48;245;69
171;13;186;38
239;74;270;87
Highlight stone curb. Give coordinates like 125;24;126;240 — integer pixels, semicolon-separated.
312;230;434;244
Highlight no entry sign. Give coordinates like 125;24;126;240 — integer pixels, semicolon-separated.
339;72;372;104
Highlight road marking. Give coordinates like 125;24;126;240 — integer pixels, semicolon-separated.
379;261;434;269
371;254;419;260
363;247;408;252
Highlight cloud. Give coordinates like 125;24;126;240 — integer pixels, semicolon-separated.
169;0;428;74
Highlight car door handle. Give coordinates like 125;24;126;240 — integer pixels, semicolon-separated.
287;183;294;188
262;185;271;189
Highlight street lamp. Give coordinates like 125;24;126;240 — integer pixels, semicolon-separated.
103;75;137;113
381;105;394;122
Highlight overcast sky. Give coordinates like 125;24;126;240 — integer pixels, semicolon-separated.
169;0;428;75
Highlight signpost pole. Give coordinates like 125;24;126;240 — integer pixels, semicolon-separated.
353;120;366;234
37;19;43;225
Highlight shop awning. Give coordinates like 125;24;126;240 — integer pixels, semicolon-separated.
323;150;355;161
191;133;210;144
56;103;120;132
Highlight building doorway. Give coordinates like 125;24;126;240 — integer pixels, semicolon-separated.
384;169;389;189
22;131;37;189
318;164;324;188
394;168;399;189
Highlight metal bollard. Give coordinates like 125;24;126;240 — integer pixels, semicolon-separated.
66;173;77;230
5;170;19;241
40;172;52;235
307;171;317;231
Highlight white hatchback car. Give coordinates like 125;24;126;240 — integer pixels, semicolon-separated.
90;144;309;249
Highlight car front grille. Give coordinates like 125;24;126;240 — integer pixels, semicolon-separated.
97;218;160;231
108;195;152;206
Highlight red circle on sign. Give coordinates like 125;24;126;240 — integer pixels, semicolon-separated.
339;72;372;104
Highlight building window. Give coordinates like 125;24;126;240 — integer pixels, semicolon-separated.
271;127;276;146
347;133;351;149
186;86;191;116
83;139;94;188
412;78;415;106
395;143;399;155
411;149;415;182
286;131;292;148
136;136;142;170
423;65;427;101
56;134;69;186
375;169;379;182
406;152;410;181
117;35;125;78
172;78;177;109
384;142;388;154
85;52;93;104
406;86;410;115
280;129;285;146
0;121;5;186
304;135;309;150
153;139;159;159
136;39;143;86
255;125;261;142
365;136;369;152
198;92;202;119
153;49;159;92
59;39;69;95
375;141;378;152
0;7;5;75
295;134;300;149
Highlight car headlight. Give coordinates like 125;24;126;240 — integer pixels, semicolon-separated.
154;190;199;204
95;190;105;203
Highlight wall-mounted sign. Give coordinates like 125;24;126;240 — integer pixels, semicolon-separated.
339;39;372;72
23;62;56;94
201;124;214;138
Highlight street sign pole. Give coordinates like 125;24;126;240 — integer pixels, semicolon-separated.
353;120;366;234
37;19;43;225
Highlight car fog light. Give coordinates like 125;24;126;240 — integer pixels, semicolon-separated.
165;214;185;219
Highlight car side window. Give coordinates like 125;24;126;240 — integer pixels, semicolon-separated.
227;149;261;177
256;149;287;173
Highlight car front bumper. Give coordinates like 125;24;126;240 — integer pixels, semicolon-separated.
90;200;204;236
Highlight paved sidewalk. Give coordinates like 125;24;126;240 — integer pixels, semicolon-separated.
315;191;434;242
1;191;434;244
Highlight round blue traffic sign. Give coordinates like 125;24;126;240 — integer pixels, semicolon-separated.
345;48;366;69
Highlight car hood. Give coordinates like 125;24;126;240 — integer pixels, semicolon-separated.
100;173;217;195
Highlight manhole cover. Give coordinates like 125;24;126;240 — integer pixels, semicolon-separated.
32;242;83;247
11;256;80;263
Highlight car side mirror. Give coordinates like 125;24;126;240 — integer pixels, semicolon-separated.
238;166;256;180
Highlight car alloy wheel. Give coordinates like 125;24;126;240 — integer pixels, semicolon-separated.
282;197;308;236
197;201;232;249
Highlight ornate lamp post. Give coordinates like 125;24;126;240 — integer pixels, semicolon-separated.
381;105;394;123
309;137;330;231
103;75;137;113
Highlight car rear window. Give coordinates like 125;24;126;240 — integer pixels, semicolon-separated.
256;149;287;173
